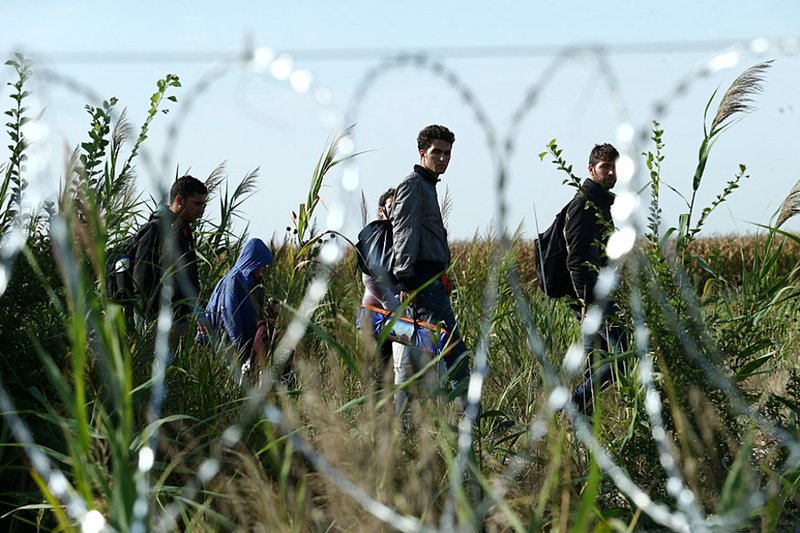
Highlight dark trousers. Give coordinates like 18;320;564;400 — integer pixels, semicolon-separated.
412;277;470;383
570;304;626;414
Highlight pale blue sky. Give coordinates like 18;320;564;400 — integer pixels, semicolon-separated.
2;1;799;240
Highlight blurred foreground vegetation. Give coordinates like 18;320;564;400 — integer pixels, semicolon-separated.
3;56;800;532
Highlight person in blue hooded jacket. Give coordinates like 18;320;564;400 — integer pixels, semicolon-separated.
205;238;273;358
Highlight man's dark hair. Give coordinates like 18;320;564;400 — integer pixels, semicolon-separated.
378;188;395;209
170;175;208;202
589;143;619;167
417;124;455;151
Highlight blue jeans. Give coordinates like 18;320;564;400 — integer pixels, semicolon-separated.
570;304;626;414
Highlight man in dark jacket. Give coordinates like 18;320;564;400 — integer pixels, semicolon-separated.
391;124;470;398
565;143;626;414
133;175;208;328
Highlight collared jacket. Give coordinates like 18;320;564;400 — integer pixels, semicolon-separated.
564;178;615;306
132;206;200;320
205;238;273;352
391;165;451;290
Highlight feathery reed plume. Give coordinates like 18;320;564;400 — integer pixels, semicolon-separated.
681;62;772;260
777;177;800;228
695;61;772;192
111;108;134;148
709;61;772;134
230;167;259;207
199;165;259;255
203;161;227;195
106;109;136;206
440;184;453;228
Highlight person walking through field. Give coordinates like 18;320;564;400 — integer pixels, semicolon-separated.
204;238;274;376
357;188;403;377
565;143;627;414
361;188;402;314
133;175;208;337
391;124;471;404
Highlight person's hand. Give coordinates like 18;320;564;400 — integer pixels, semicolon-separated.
265;298;281;318
400;290;414;305
581;306;587;320
441;273;452;294
196;314;211;331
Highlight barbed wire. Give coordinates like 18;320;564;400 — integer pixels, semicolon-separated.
17;38;777;64
0;34;799;532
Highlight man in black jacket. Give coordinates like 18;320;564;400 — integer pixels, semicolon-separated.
133;175;207;330
391;124;470;401
565;143;626;414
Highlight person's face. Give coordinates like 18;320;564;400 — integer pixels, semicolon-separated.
175;193;208;223
252;265;269;279
589;159;617;190
419;139;452;176
378;196;394;220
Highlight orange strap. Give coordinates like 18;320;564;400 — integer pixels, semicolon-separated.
363;304;448;336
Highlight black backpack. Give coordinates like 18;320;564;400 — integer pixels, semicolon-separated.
534;204;576;298
105;221;156;303
355;219;397;285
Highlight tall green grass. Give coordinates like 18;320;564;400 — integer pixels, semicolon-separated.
1;56;800;532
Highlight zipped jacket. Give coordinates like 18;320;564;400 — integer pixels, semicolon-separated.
391;165;451;290
564;178;615;306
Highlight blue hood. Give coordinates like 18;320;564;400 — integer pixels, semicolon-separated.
204;238;272;349
232;238;273;278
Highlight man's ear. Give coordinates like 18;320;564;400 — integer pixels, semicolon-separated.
174;194;184;208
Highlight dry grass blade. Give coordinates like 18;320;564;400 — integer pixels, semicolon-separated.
776;176;800;228
710;61;772;133
360;190;368;226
